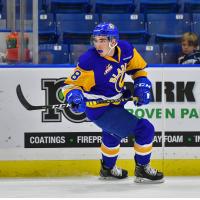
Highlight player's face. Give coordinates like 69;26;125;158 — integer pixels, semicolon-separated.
182;41;196;55
93;36;115;57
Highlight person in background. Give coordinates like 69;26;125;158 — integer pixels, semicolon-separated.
178;32;200;64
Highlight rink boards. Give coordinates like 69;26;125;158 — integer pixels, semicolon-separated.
0;65;200;176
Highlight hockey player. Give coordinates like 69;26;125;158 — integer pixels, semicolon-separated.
62;22;164;183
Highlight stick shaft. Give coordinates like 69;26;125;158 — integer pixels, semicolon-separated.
16;84;138;111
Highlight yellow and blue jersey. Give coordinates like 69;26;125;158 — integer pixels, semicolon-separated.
63;40;147;120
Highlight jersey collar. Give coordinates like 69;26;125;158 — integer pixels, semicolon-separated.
104;46;121;63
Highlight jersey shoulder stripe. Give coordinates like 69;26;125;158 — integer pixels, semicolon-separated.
126;48;147;73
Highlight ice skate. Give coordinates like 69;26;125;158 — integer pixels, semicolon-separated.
134;163;164;184
100;160;128;179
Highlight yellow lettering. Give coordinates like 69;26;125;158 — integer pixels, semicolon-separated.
109;78;116;83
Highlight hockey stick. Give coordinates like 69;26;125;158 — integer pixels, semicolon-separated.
16;84;138;111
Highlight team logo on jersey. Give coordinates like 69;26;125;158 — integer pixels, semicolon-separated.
109;64;127;92
104;64;113;75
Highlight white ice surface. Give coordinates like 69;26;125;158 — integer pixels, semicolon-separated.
0;176;199;198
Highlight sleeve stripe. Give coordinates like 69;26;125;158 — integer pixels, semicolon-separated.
64;66;95;92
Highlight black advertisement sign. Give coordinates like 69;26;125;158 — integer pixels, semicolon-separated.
24;132;200;148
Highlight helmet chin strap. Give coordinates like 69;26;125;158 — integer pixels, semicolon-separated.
104;41;118;57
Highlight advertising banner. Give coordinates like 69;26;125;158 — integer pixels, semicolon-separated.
0;67;199;160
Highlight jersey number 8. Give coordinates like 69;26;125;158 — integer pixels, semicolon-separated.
71;70;81;80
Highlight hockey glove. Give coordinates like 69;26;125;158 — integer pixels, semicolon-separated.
133;77;152;106
66;89;86;113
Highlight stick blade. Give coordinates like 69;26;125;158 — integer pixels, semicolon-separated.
16;84;34;110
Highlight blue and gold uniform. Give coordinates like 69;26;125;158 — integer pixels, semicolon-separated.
63;40;147;120
63;40;154;168
63;22;164;181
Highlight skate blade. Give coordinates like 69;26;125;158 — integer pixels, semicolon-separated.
134;177;165;184
99;176;128;181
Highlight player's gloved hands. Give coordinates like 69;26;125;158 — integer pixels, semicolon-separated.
133;77;152;106
66;89;86;113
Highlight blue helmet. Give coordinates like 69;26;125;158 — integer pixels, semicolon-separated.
92;22;119;41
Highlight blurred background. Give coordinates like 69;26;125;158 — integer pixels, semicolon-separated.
0;0;200;65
